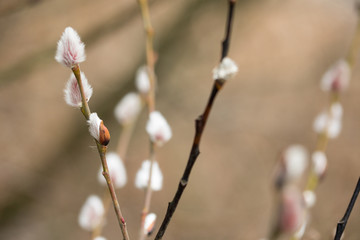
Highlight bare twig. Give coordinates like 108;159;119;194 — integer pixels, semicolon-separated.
154;1;237;239
139;143;156;240
116;124;134;161
334;177;360;240
138;0;156;113
137;0;159;238
97;143;130;240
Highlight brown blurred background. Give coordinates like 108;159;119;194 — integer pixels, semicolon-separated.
1;0;360;239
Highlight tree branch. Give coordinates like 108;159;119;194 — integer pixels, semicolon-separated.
97;143;130;240
334;177;360;240
154;1;236;239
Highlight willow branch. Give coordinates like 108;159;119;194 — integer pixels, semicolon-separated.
137;0;160;238
71;65;130;240
138;0;156;113
72;65;91;120
97;143;130;240
154;1;236;239
139;143;156;240
334;177;360;240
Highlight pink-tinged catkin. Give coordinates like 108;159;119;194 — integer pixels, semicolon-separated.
55;27;86;68
114;92;142;125
320;59;350;92
64;71;93;107
146;111;172;147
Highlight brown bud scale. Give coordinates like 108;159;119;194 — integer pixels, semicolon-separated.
99;121;110;146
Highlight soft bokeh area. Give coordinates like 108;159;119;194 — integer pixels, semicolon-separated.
1;0;360;239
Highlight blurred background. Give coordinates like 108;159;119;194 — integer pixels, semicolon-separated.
1;0;360;239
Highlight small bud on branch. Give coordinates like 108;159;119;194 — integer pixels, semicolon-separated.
88;113;110;146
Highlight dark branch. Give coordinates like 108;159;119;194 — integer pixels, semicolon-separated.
154;1;236;239
334;177;360;240
221;0;236;61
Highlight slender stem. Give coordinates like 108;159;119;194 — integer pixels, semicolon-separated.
116;101;145;162
334;177;360;240
71;65;130;239
346;14;360;68
137;0;159;238
304;92;338;192
221;0;236;60
139;143;156;240
154;2;236;239
154;80;225;240
96;143;130;240
72;65;91;120
138;0;156;113
117;123;136;161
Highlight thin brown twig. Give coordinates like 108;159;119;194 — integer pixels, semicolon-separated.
71;65;130;240
138;0;156;113
137;0;159;239
97;143;130;240
139;143;156;240
117;122;136;162
154;1;237;239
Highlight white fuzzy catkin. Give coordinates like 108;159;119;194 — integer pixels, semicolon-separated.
312;151;327;177
78;195;104;231
283;145;308;181
212;57;238;80
136;66;151;94
88;113;102;142
320;59;350;92
135;160;163;191
146;111;172;146
98;152;127;188
114;92;142;125
313;109;342;139
55;27;86;68
64;72;93;107
303;190;316;208
144;213;157;235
